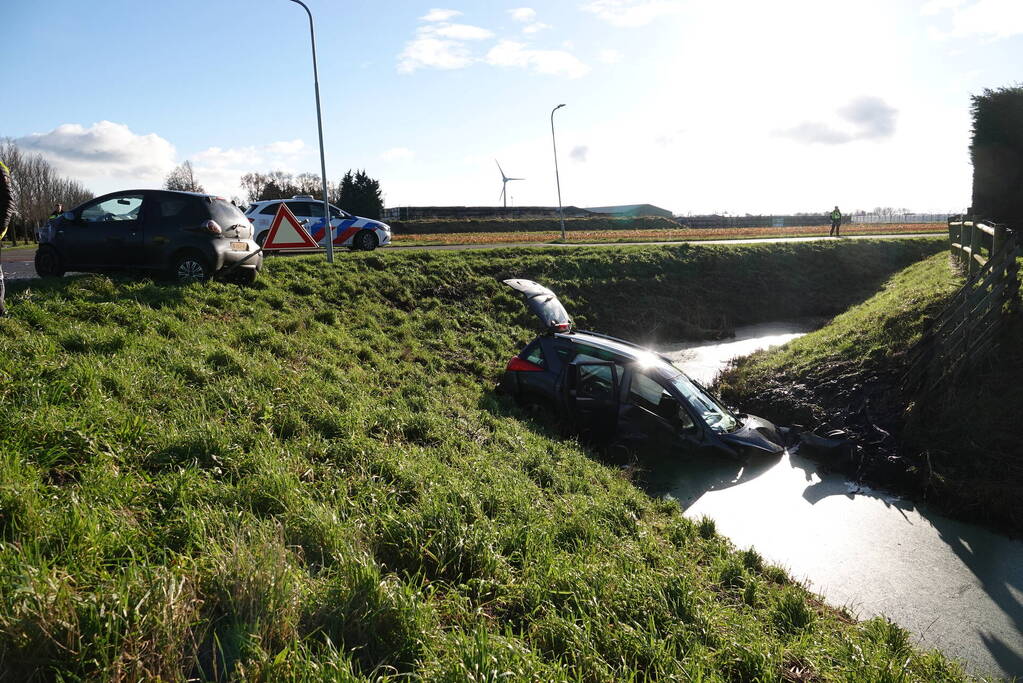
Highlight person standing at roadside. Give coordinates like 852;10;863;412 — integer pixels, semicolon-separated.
829;205;842;237
0;160;14;316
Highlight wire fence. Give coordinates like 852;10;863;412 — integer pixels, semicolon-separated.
850;213;951;224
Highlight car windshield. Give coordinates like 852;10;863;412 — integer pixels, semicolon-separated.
666;372;738;433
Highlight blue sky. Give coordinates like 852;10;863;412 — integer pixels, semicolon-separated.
2;0;1021;213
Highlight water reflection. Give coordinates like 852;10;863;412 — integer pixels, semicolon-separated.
650;324;1023;679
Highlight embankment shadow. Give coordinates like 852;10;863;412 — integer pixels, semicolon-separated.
790;445;1023;678
927;511;1023;678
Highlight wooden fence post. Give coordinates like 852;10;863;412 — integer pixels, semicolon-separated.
968;222;979;277
949;219;958;264
992;224;1004;259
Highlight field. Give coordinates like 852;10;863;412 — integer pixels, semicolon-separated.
392;223;946;247
0;241;968;680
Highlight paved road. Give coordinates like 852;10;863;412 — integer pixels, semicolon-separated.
0;233;942;281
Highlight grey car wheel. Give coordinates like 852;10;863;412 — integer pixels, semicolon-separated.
355;230;378;251
172;254;212;283
34;246;65;277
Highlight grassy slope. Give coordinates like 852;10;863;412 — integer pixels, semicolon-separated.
0;242;968;680
717;252;1023;532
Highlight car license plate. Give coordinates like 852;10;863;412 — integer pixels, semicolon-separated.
230;242;248;251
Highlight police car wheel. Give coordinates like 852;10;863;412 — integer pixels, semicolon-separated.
255;231;268;247
355;230;378;251
34;246;65;278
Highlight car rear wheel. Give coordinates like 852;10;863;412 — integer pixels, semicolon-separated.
34;246;65;277
355;230;378;251
172;253;212;284
256;231;268;247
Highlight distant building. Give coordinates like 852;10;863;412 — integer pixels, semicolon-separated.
382;206;594;221
585;204;675;219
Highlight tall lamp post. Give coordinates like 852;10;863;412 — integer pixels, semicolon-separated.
550;104;567;240
288;0;334;263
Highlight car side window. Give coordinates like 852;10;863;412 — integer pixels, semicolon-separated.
577;363;614;398
628;371;666;413
259;204;279;215
80;194;144;223
290;202;316;217
153;196;204;228
628;370;696;430
524;343;545;367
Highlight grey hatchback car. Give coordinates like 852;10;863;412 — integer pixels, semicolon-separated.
35;190;262;283
500;279;788;460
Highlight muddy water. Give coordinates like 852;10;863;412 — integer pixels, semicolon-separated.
652;324;1023;680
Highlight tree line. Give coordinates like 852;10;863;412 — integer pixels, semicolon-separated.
0;138;93;245
235;168;384;219
165;161;386;219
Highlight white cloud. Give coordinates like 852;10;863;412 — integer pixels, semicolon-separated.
485;40;590;78
398;17;494;72
398;35;473;72
509;7;537;22
920;0;967;16
191;139;309;198
15;121;177;190
925;0;1023;39
421;8;461;22
778;96;898;145
429;23;494;40
381;147;415;162
598;48;623;63
581;0;685;27
570;145;589;162
523;22;552;34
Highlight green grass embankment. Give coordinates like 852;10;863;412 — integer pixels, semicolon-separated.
0;241;967;680
717;252;1023;533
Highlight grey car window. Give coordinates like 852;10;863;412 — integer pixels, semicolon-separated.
81;194;144;223
577;363;614;398
630;370;695;429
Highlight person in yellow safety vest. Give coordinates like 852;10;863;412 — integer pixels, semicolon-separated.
0;160;14;316
829;206;842;237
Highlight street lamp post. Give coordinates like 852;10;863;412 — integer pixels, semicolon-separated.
550;104;567;240
288;0;334;263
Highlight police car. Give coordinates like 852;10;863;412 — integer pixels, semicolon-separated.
244;196;391;251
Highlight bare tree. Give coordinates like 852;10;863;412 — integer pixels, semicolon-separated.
164;161;205;193
0;138;92;244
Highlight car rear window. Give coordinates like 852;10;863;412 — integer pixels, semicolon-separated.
208;199;249;229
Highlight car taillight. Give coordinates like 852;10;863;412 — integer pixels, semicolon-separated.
506;356;544;372
552;321;571;332
203;220;223;235
248;217;254;223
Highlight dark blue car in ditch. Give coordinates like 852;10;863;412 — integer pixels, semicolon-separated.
500;279;786;460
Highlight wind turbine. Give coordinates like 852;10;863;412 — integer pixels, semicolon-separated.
496;160;524;210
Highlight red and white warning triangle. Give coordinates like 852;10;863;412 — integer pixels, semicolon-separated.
262;203;321;250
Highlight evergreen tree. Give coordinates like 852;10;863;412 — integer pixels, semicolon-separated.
970;85;1023;225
